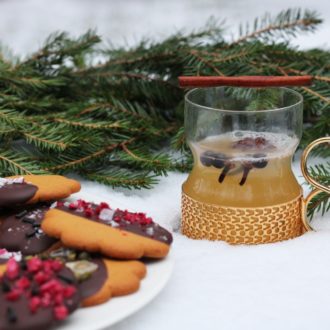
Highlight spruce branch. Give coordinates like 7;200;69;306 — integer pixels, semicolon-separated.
0;7;327;219
82;167;158;189
0;149;47;175
307;163;330;219
232;9;322;45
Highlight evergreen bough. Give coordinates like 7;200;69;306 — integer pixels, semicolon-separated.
0;8;329;218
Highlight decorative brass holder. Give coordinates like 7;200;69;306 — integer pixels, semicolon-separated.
300;137;330;231
181;137;330;244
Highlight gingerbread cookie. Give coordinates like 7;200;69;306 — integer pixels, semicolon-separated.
0;205;59;255
0;257;80;330
48;248;146;307
4;175;81;206
42;200;173;259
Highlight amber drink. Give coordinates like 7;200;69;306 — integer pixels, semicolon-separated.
182;86;304;244
184;131;301;207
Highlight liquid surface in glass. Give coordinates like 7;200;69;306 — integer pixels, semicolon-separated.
183;131;302;207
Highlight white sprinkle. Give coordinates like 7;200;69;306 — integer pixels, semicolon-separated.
0;176;25;188
99;208;115;222
146;227;154;236
109;220;119;227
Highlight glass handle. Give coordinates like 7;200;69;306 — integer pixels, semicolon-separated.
300;137;330;231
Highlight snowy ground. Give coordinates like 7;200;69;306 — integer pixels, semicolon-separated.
0;1;330;329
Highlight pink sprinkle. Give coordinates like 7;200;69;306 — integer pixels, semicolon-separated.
6;288;22;301
54;305;69;320
15;277;31;290
63;286;76;298
29;296;41;313
27;257;43;273
51;260;63;272
6;258;20;280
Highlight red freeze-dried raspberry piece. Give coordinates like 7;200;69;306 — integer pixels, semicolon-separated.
6;288;22;301
51;260;63;272
63;286;76;298
56;201;64;207
27;257;43;273
6;258;20;280
99;202;110;209
69;202;78;209
15;277;31;290
84;208;93;217
29;296;41;313
54;305;69;320
40;279;59;294
54;293;64;306
35;271;51;285
41;292;52;308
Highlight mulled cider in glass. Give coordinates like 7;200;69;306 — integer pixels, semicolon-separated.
181;87;304;244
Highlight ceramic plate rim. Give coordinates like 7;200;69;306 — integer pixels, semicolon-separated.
58;254;174;330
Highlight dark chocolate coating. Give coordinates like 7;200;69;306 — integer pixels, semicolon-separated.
0;267;80;330
78;259;108;300
0;183;38;207
57;204;173;245
0;206;58;255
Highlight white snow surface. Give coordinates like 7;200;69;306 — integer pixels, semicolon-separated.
0;0;329;329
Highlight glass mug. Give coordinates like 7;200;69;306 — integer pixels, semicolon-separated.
181;86;329;244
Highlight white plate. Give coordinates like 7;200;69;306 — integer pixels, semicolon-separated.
58;254;174;330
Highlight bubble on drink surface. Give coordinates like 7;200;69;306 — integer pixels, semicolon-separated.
234;131;244;137
195;131;299;162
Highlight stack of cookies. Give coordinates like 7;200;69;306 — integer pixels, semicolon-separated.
0;175;173;330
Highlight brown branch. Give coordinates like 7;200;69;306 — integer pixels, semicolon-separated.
77;102;149;121
188;50;224;76
0;155;32;174
87;173;151;186
76;71;179;89
76;51;175;72
45;138;136;171
53;118;122;129
287;68;330;83
308;194;329;215
23;132;67;149
121;144;161;165
301;86;330;105
214;51;250;63
231;18;318;45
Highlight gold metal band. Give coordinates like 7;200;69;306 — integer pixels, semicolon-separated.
181;192;304;244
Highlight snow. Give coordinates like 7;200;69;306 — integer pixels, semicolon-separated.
0;0;329;329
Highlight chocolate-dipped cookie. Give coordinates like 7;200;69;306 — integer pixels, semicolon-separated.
7;175;81;205
0;177;37;208
48;248;146;307
0;257;80;330
42;200;173;259
0;205;59;255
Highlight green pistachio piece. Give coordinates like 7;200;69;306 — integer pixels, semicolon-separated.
49;248;77;261
66;260;98;282
78;251;91;260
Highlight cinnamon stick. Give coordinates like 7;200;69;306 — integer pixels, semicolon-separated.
178;75;313;88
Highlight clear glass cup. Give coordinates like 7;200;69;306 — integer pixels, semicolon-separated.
183;87;303;208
